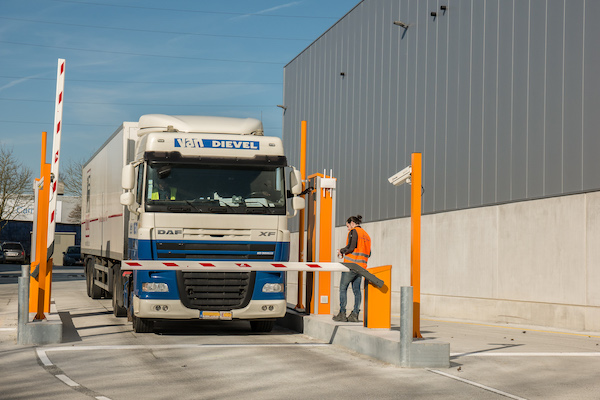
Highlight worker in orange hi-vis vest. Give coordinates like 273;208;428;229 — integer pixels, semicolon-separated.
333;215;371;323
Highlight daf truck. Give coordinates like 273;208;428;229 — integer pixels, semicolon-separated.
82;114;304;333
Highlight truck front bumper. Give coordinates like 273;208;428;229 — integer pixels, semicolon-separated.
133;296;286;320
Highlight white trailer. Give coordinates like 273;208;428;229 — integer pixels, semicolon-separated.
82;115;305;333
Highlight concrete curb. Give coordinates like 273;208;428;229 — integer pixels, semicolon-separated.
278;308;449;368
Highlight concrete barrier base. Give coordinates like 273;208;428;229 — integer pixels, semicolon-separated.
18;304;63;346
402;340;450;368
278;308;449;368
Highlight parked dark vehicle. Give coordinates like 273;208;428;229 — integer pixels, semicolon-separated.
63;246;83;266
2;242;26;264
0;243;5;264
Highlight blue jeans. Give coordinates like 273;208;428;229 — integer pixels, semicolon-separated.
339;271;362;314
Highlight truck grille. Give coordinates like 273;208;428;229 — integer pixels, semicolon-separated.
156;242;276;260
176;271;255;311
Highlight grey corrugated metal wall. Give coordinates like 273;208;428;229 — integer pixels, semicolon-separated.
282;0;600;226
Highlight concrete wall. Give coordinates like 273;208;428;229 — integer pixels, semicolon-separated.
287;191;600;332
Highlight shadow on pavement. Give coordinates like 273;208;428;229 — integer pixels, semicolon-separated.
59;311;82;343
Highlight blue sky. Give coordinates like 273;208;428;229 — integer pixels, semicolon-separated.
0;0;357;177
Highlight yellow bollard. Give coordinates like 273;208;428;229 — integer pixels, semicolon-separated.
364;265;392;329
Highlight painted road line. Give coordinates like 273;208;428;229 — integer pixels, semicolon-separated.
37;343;330;366
422;318;600;339
36;348;53;366
0;328;17;331
55;374;80;387
428;369;528;400
452;352;600;357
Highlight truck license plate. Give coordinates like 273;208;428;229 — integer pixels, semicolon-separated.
200;311;232;320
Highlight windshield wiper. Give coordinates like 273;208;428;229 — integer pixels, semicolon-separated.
185;200;202;212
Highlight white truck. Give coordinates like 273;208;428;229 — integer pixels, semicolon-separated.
82;114;304;333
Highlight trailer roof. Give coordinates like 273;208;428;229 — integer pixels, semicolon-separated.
138;114;264;136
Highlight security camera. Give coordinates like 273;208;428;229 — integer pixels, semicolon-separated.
388;165;412;186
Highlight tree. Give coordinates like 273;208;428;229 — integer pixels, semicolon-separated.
60;157;87;221
61;157;86;196
0;145;33;237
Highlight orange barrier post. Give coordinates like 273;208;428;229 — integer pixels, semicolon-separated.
295;120;307;311
410;153;422;338
307;173;335;315
30;131;52;318
364;265;392;329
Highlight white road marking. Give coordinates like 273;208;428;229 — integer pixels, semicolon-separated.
37;343;330;366
428;369;528;400
36;348;53;366
0;328;16;331
55;374;80;387
452;352;600;357
95;397;112;400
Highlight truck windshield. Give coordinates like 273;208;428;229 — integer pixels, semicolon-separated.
145;163;286;215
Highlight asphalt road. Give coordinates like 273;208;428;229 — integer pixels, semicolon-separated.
1;264;600;400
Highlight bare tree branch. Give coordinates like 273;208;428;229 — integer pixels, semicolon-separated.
0;144;33;236
61;157;87;196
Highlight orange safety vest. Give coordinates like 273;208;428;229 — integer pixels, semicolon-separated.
343;226;371;269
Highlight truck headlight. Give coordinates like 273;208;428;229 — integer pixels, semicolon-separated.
262;283;283;293
142;282;169;292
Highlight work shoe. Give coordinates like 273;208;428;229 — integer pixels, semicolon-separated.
332;311;347;322
347;311;359;322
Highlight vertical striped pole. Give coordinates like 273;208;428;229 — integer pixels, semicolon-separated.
47;58;65;260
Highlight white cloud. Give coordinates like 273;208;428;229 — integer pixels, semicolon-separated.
232;2;302;21
0;74;46;93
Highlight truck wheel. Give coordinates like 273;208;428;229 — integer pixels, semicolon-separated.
112;288;127;317
133;315;154;333
250;320;275;333
112;270;127;317
85;262;93;297
86;259;103;299
89;266;102;300
90;282;102;299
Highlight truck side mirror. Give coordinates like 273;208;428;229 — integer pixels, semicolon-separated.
120;192;135;207
287;195;305;218
122;164;135;190
289;168;303;195
292;196;305;211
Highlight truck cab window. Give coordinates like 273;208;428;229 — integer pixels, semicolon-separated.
136;164;144;205
144;163;286;215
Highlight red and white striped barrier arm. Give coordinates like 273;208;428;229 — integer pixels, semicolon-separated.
121;260;385;288
47;58;66;260
122;261;350;272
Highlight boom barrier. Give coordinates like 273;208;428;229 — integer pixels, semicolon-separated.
122;261;384;289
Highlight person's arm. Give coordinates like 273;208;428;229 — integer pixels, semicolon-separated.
339;229;358;255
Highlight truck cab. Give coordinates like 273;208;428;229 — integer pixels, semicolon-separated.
117;115;304;332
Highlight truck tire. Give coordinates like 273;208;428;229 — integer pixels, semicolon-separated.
112;287;127;317
85;261;93;297
88;262;102;300
112;269;127;317
90;281;102;299
250;320;275;333
132;315;154;333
